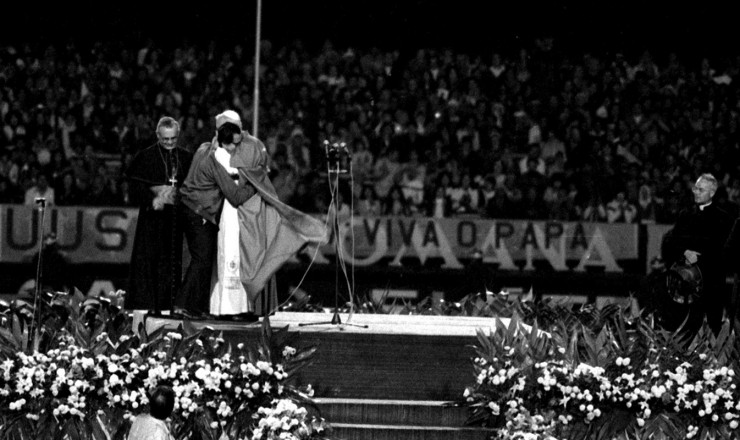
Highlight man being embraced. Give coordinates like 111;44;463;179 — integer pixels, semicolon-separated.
180;110;326;321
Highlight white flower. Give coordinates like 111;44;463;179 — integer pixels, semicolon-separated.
9;398;26;411
195;367;207;380
282;346;297;358
488;402;500;415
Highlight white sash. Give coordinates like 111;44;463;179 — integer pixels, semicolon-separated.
210;148;251;315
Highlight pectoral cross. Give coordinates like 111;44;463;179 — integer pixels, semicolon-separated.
169;165;178;187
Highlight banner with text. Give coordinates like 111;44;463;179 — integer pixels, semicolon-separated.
0;205;645;272
330;216;639;272
0;205;138;263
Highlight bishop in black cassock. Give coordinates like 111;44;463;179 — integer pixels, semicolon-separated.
662;175;733;336
125;138;193;312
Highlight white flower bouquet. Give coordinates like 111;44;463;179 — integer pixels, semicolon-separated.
460;308;740;440
0;292;331;440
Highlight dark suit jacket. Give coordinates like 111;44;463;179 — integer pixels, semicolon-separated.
664;203;733;290
180;133;258;224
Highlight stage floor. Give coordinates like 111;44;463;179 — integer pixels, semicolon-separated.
140;311;515;337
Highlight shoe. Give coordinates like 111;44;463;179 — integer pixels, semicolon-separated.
224;312;259;322
188;309;209;320
211;314;233;321
172;308;207;320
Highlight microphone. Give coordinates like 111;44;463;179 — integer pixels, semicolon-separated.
34;197;47;211
324;141;349;174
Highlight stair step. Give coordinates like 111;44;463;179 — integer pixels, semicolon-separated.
329;423;493;440
315;398;470;427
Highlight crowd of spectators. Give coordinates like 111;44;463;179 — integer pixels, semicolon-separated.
2;37;740;225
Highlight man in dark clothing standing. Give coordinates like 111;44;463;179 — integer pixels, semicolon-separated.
125;117;192;314
663;173;733;336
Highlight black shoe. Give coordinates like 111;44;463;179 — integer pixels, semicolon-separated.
228;312;259;322
173;308;207;320
211;314;233;321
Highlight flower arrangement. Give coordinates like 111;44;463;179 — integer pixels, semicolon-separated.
0;290;331;440
460;304;740;440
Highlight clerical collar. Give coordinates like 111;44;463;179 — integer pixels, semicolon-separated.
699;202;712;211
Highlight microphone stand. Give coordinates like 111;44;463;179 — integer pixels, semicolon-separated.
300;141;367;329
30;197;48;345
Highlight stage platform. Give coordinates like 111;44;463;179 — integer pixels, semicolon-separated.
142;311;527;401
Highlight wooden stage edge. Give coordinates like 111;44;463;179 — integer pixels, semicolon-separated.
138;311;545;400
138;311;533;338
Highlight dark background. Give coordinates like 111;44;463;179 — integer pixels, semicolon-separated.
4;2;737;61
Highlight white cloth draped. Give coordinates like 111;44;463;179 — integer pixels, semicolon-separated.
210;147;252;315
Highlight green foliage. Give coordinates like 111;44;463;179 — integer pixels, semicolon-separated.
459;298;740;440
0;289;331;440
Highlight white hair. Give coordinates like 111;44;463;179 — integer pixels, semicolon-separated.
156;116;180;134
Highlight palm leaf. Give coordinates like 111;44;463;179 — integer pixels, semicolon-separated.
640;413;685;440
586;408;634;440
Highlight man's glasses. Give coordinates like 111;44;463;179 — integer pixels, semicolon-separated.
159;136;178;143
